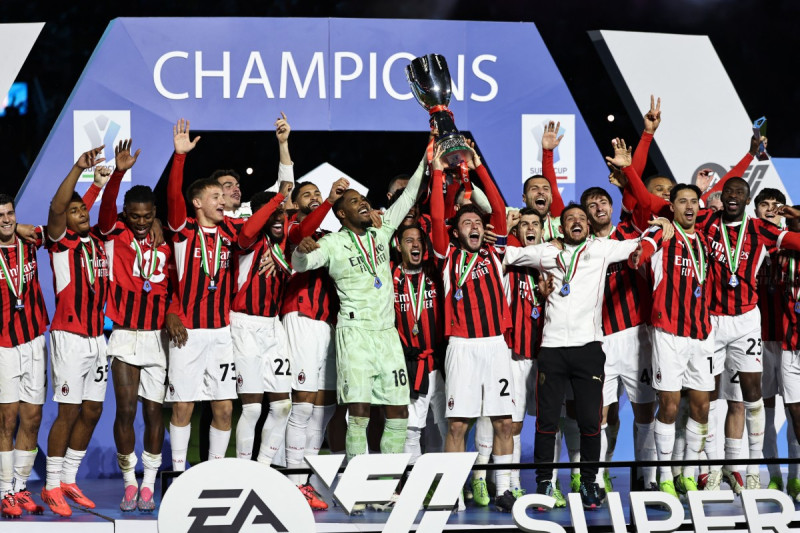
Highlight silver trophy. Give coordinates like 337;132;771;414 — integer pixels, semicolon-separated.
406;54;471;166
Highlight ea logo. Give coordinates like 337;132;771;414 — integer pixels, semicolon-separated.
158;458;315;532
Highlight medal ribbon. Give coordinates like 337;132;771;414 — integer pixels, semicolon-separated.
131;237;157;281
674;223;706;285
199;228;222;281
456;250;480;288
348;230;378;278
80;238;97;285
557;240;588;285
406;273;426;324
526;272;539;307
545;215;557;241
0;238;24;300
270;240;291;273
720;214;748;276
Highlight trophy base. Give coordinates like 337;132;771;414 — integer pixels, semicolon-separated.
437;134;471;166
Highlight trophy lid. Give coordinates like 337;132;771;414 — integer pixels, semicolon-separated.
405;54;452;109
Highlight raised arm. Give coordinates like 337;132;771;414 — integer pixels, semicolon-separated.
472;155;506;236
167;119;201;231
288;178;349;244
99;139;140;234
541;120;565;216
83;165;112;210
48;146;105;241
631;95;662;176
430;152;450;257
382;149;427;230
239;193;286;249
699;136;759;202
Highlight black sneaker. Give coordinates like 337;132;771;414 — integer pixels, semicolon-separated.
494;490;516;513
579;481;602;510
644;481;659;491
535;481;553;511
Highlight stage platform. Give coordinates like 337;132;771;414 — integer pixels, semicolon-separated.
4;468;800;532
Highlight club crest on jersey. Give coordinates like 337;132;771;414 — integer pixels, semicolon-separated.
61;382;70;396
169;383;175;397
236;375;243;389
448;397;454;410
298;371;306;385
655;369;662;384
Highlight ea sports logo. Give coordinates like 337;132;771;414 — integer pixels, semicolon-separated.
158;458;314;532
297;371;306;385
61;382;70;396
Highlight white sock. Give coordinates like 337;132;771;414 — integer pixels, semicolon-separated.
597;423;608;480
473;416;493;481
236;403;262;460
605;420;620;461
45;456;64;491
788;411;800;479
473;452;490;482
493;454;512;496
0;451;13;497
563;416;581;475
511;434;522;490
12;448;36;492
307;404;336;456
61;448;85;485
705;400;719;462
744;399;765;475
256;399;292;464
724;438;742;474
117;452;138;488
672;398;688;477
404;427;422;465
654;420;676;480
209;426;232;460
285;402;314;484
551;426;562;484
764;406;780;478
635;421;657;485
141;452;161;492
170;423;191;471
683;418;708;479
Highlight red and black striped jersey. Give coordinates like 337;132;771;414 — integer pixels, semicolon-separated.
281;219;339;324
233;236;291;317
392;263;442;353
101;220;172;330
644;227;712;339
48;228;109;337
171;217;240;329
505;265;542;359
0;228;49;347
698;211;786;317
602;222;652;335
441;244;510;339
780;250;800;350
757;252;784;342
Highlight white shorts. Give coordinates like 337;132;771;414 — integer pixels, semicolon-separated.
282;312;336;392
603;325;656;406
781;349;800;404
511;358;534;422
107;327;168;403
762;340;782;399
167;326;236;402
231;312;291;395
408;369;445;428
444;336;514;419
650;327;715;392
711;308;763;377
50;331;108;404
0;335;46;404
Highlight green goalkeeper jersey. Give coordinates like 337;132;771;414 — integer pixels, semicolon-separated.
292;156;425;331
